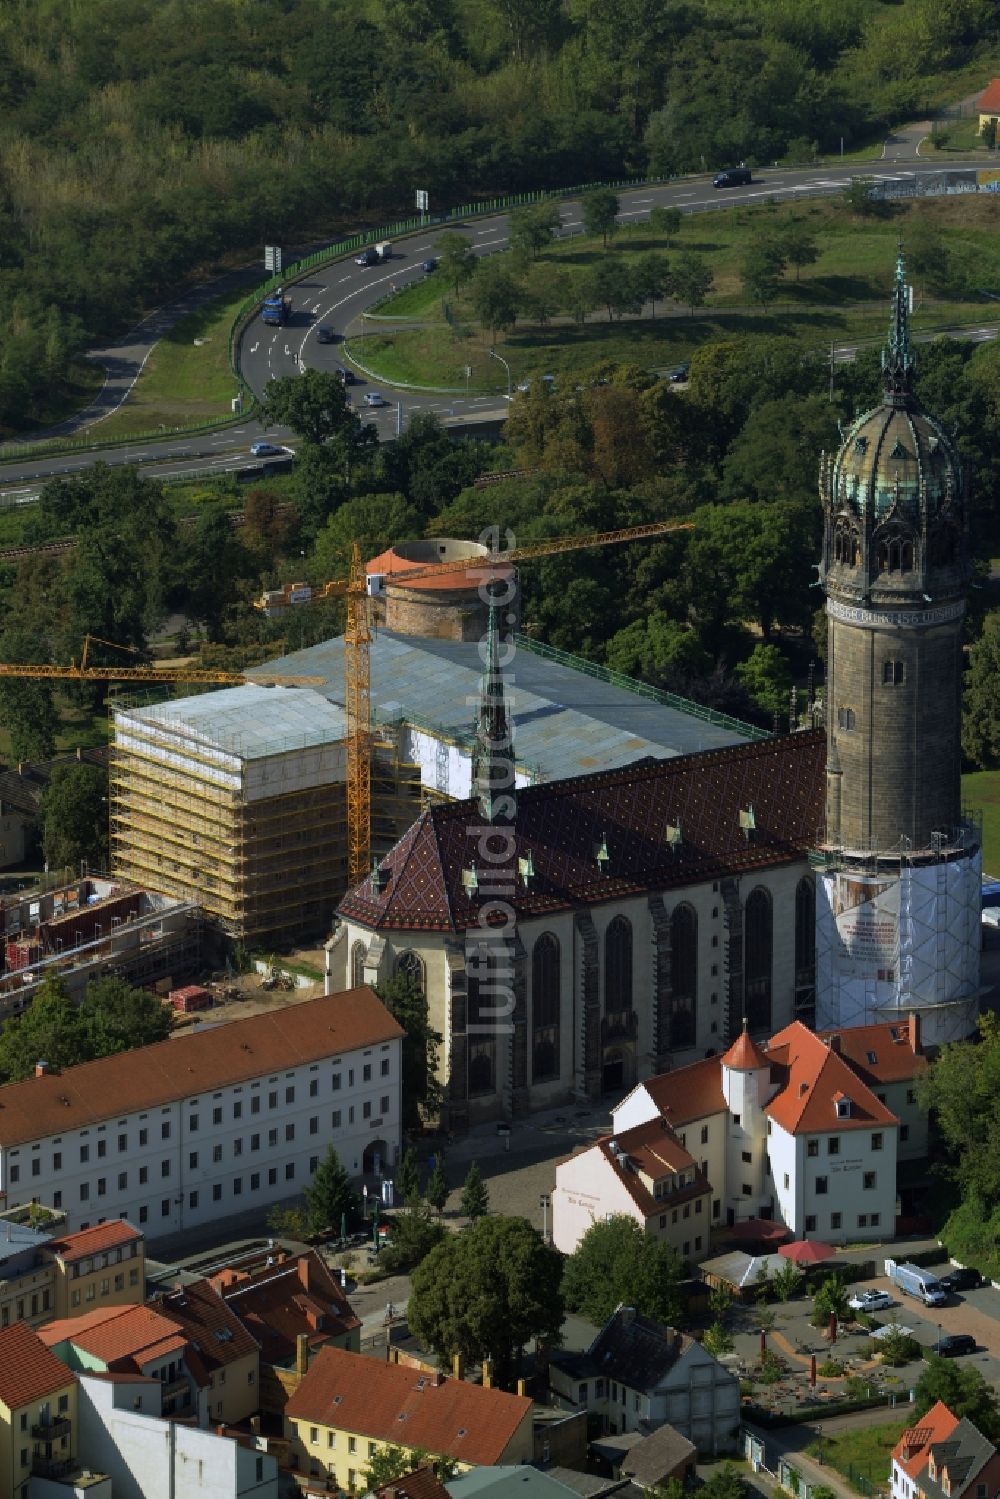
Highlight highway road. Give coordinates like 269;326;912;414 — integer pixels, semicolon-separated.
0;153;996;495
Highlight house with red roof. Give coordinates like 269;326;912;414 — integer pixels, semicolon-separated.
891;1401;1000;1499
978;79;1000;135
0;1321;79;1496
555;1016;917;1252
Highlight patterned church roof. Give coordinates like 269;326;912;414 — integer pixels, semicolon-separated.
339;731;825;933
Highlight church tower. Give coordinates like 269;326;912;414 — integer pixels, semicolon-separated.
814;249;981;1045
471;594;516;824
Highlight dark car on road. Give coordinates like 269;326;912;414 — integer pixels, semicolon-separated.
714;167;752;188
333;366;356;385
667;362;690;383
316;325;335;344
355;247;379;267
938;1267;984;1293
932;1334;977;1358
422;258;438;273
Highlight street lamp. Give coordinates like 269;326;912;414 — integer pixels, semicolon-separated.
539;1192;551;1243
489;347;512;400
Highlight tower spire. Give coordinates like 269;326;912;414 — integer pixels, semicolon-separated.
472;593;516;823
881;243;915;401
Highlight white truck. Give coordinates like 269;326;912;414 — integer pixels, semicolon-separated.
885;1258;948;1306
375;241;392;260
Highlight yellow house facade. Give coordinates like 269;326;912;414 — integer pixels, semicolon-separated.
0;1321;79;1498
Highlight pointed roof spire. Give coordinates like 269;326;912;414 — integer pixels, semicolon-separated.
472;593;516;824
881;243;915;402
721;1023;770;1072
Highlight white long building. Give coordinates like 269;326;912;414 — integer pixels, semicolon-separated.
0;989;402;1239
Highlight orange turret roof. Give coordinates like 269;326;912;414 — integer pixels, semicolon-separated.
721;1026;770;1072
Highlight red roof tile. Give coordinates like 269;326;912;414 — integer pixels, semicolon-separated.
597;1121;710;1217
721;1027;771;1072
816;1020;928;1087
894;1402;960;1480
764;1023;896;1135
372;1468;451;1499
639;1055;727;1127
216;1251;358;1366
150;1277;259;1374
0;987;402;1147
40;1304;187;1369
45;1220;143;1264
979;79;1000;112
0;1321;76;1409
339;733;825;932
285;1346;532;1466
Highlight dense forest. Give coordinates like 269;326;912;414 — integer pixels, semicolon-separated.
1;0;999;432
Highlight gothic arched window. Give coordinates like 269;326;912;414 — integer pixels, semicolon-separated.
834;518;860;566
670;904;697;1049
605;916;633;1014
531;933;560;1083
351;940;367;989
795;877;815;990
468;958;497;1099
745;887;773;1032
395;950;425;996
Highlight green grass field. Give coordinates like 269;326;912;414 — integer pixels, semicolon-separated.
963;769;1000;877
351;196;1000;392
819;1421;908;1492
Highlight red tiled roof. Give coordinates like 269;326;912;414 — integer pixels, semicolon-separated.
372;1468;451;1499
979;79;1000;112
216;1251;359;1366
365;547;512;594
40;1304;187;1369
339;733;825;932
764;1023;897;1134
0;987;402;1146
597;1121;710;1218
721;1028;770;1072
150;1277;259;1374
285;1346;532;1466
640;1055;727;1127
0;1321;76;1409
816;1020;928;1087
894;1402;960;1480
45;1220;143;1264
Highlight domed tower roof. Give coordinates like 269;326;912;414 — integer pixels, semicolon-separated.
721;1023;770;1072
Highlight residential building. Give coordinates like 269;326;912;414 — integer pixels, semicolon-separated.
556;1017;913;1252
284;1346;534;1489
76;1369;278;1499
372;1468;450;1499
891;1400;1000;1499
0;987;403;1238
548;1307;739;1455
148;1277;261;1426
45;1221;145;1320
0;1320;79;1498
977;79;1000;135
447;1469;586;1499
0;1215;62;1332
552;1119;712;1261
619;1425;698;1488
40;1304;204;1422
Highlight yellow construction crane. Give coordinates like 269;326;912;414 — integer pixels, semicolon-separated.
0;634;324;688
258;520;694;888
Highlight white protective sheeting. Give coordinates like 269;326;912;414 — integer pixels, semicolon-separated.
815;848;981;1045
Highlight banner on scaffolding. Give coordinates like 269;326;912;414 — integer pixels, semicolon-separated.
826;873;900;983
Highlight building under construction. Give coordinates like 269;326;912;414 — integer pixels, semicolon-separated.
110;684;422;943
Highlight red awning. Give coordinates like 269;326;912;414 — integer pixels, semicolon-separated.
778;1239;837;1264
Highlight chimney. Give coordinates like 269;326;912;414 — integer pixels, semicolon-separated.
432;1370;443;1387
35;1061;49;1077
216;1425;227;1437
295;1333;309;1375
250;1416;261;1435
516;1378;527;1397
298;1256;312;1291
482;1359;493;1389
828;1034;842;1053
909;1012;921;1055
452;1353;464;1381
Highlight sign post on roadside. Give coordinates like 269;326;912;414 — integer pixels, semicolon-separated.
416;189;429;224
265;245;283;275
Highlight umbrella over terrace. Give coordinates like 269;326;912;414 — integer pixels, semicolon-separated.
778;1239;838;1264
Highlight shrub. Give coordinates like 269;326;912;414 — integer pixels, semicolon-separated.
817;1359;845;1377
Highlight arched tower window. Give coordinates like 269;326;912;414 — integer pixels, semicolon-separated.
834;518;860;566
876;531;914;574
351;940;367;989
744;887;773;1032
605;916;633;1014
395;950;425;996
670;904;697;1049
794;878;816;1021
531;933;560;1083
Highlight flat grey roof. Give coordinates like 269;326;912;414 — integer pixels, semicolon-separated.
116;685;348;762
250;633;755;782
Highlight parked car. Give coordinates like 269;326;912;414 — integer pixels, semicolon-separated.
714;167;752;188
334;366;356;385
932;1334;977;1358
848;1288;895;1312
421;258;438;273
938;1267;983;1293
250;441;283;457
316;325;335;344
516;374;556;394
355;247;379;267
667;362;690;383
364;390;387;407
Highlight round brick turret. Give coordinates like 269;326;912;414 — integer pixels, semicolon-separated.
366;539;518;641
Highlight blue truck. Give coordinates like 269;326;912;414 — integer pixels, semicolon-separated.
261;289;292;326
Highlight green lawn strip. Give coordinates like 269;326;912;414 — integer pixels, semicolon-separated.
963;769;1000;877
819;1420;908;1491
92;290;245;440
357;197;1000;389
370;273;446;319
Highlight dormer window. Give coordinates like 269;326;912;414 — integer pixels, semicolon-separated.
835;1096;851;1119
739;806;755;839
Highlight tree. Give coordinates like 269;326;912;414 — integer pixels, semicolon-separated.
782;222;819;281
259;369;369;450
0;975;88;1082
686;499;820;647
380;1199;446;1273
962;611;1000;767
520;264;567;327
917;1014;1000;1204
186;503;247;642
460;1161;489;1220
633;253;670;317
41;762;108;874
877;1325;922;1367
408;1215;564;1386
396;1145;421;1206
562;1216;683;1325
80;976;172;1057
365;1446;441;1490
735;644;793;722
843;177;879;215
267;1204;309;1240
701;1466;748;1499
605;614;710;688
772;1258;804;1302
671;251;713;314
435;231;477;294
915;1356;1000;1439
425;1153;449;1214
581;188;620;248
304;1146;356;1236
0;628;59;764
471;264;520;345
741;243;784;310
509;201;561;260
312;492;421;583
811;1274;849;1330
703;1321;735;1357
983;118;998;149
376;972;443;1130
649;205;682;245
